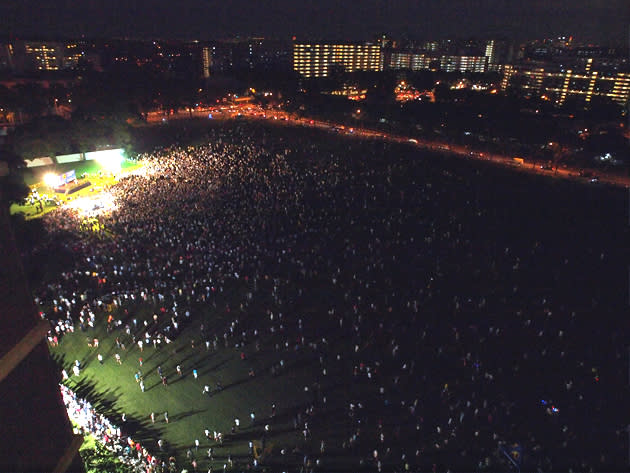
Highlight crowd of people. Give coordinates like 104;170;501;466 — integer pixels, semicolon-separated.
61;384;165;472
34;121;626;472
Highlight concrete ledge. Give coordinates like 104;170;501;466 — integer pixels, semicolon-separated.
0;319;50;384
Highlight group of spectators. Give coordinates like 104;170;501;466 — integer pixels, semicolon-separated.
61;384;166;472
34;121;626;472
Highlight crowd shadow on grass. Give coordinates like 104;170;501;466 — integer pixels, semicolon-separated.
68;376;121;416
64;375;169;451
169;408;207;422
52;344;94;372
140;347;210;382
261;457;346;473
224;424;298;444
168;372;206;387
51;351;68;373
55;334;133;370
146;380;169;391
222;376;253;392
138;349;161;365
197;357;230;377
167;348;202;370
205;451;250;462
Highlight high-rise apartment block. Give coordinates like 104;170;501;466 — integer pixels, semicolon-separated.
23;41;64;71
202;46;212;78
200;38;291;76
502;63;629;106
293;41;383;78
5;40;95;73
388;51;488;73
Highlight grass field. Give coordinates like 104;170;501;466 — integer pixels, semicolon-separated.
37;120;627;472
50;278;347;472
74;422;125;472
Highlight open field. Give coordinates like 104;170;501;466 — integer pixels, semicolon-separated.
38;121;627;472
51;280;342;471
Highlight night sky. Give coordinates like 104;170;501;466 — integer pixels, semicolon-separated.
0;0;627;43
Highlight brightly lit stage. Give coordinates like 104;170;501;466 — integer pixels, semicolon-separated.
35;149;131;219
66;192;117;217
53;180;92;194
43;168;90;194
43;149;127;196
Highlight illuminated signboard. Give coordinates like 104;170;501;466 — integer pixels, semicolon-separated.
61;169;76;184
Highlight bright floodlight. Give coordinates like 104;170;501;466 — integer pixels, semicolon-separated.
94;149;125;173
43;172;59;188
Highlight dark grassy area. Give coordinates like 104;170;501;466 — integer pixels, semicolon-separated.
51;277;356;471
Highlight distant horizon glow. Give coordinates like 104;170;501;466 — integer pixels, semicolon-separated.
0;1;626;45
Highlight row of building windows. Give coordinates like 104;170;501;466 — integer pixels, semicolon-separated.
19;42;87;71
293;42;383;77
293;43;498;77
295;43;629;106
504;66;629;104
389;53;489;73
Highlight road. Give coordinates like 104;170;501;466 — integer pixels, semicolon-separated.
146;105;630;189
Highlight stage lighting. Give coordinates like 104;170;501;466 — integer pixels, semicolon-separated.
87;149;125;173
43;172;59;188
